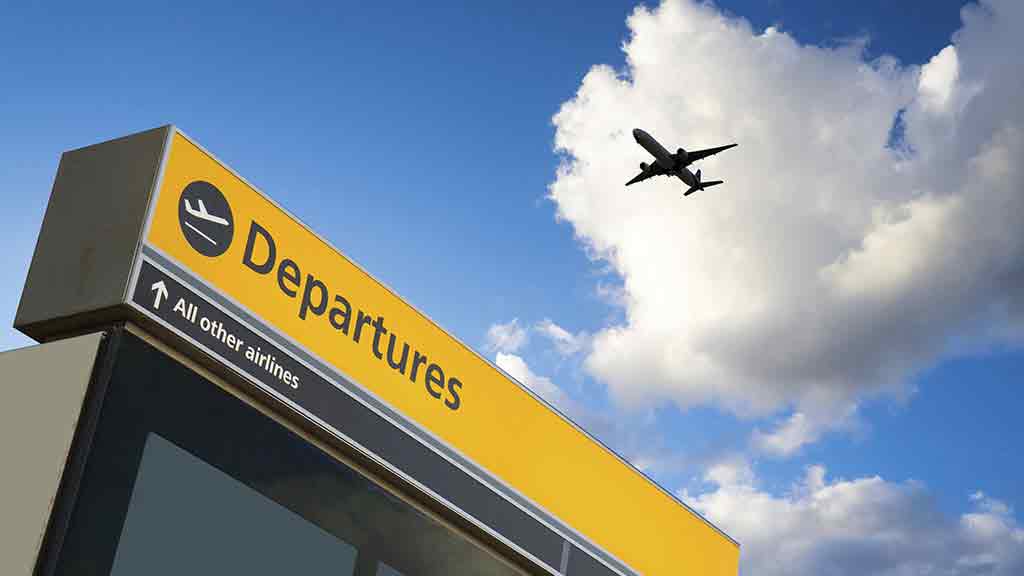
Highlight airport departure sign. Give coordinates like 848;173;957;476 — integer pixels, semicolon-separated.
18;127;740;576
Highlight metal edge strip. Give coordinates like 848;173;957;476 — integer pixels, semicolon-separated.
124;125;176;307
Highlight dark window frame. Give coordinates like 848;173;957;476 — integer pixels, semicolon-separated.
35;328;526;576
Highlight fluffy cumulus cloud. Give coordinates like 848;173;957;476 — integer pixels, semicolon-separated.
548;0;1024;427
688;464;1024;576
751;405;861;458
750;411;826;458
494;351;565;406
535;318;588;356
485;318;528;354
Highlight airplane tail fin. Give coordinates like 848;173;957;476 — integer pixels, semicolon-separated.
683;180;724;196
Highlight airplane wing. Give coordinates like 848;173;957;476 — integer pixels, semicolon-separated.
625;163;670;186
686;143;738;163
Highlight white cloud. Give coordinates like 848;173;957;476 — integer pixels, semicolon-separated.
703;454;755;487
535;318;588;356
688;464;1024;576
485;318;528;354
972;491;1014;517
494;352;565;406
549;0;1024;428
918;45;960;114
751;412;819;457
751;405;859;458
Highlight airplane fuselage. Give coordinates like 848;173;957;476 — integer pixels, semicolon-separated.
676;166;698;187
633;128;697;185
633;128;678;169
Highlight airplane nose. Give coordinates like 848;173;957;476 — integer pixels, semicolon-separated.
632;128;643;141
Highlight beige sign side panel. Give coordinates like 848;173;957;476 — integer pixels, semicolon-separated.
0;332;104;576
15;127;168;341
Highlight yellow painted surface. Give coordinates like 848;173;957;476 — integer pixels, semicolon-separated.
147;130;739;575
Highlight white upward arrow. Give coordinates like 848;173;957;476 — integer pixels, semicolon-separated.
151;280;169;309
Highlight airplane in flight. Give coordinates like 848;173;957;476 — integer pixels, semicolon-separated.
625;128;737;196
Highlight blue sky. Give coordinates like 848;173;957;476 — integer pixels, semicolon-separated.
2;1;1021;574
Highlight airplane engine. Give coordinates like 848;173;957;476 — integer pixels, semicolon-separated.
640;162;649;171
676;148;688;163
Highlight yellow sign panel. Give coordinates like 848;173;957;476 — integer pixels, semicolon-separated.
146;131;738;575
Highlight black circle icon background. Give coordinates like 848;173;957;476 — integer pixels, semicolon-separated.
178;181;234;257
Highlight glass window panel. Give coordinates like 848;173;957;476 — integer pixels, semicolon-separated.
110;433;358;576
